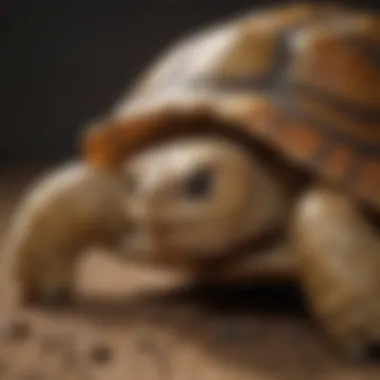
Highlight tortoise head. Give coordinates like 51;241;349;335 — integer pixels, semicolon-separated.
120;134;289;268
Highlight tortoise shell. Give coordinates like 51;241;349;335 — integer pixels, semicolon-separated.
83;3;380;211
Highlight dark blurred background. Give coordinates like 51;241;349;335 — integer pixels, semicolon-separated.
0;0;378;163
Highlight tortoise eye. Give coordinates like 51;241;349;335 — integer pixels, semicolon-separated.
182;167;214;199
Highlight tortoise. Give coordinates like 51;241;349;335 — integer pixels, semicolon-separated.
3;2;380;361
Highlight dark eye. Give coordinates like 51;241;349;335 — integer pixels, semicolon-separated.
182;167;214;199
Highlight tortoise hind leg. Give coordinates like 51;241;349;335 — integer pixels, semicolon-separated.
291;183;380;361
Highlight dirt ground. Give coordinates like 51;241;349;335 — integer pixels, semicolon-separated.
1;164;380;380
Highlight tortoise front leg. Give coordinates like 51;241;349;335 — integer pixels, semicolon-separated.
291;184;380;360
2;162;129;307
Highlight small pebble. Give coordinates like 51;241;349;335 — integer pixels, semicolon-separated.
89;343;112;364
6;319;31;342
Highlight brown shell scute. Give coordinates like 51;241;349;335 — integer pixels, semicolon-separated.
83;3;380;210
287;19;380;110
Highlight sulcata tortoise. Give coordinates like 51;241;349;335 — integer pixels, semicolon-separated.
3;2;380;360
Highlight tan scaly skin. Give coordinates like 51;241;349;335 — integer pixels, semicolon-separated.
2;135;380;361
1;163;130;307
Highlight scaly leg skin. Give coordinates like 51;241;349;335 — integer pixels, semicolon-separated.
291;183;380;361
1;162;129;308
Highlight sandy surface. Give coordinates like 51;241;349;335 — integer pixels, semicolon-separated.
1;164;380;380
